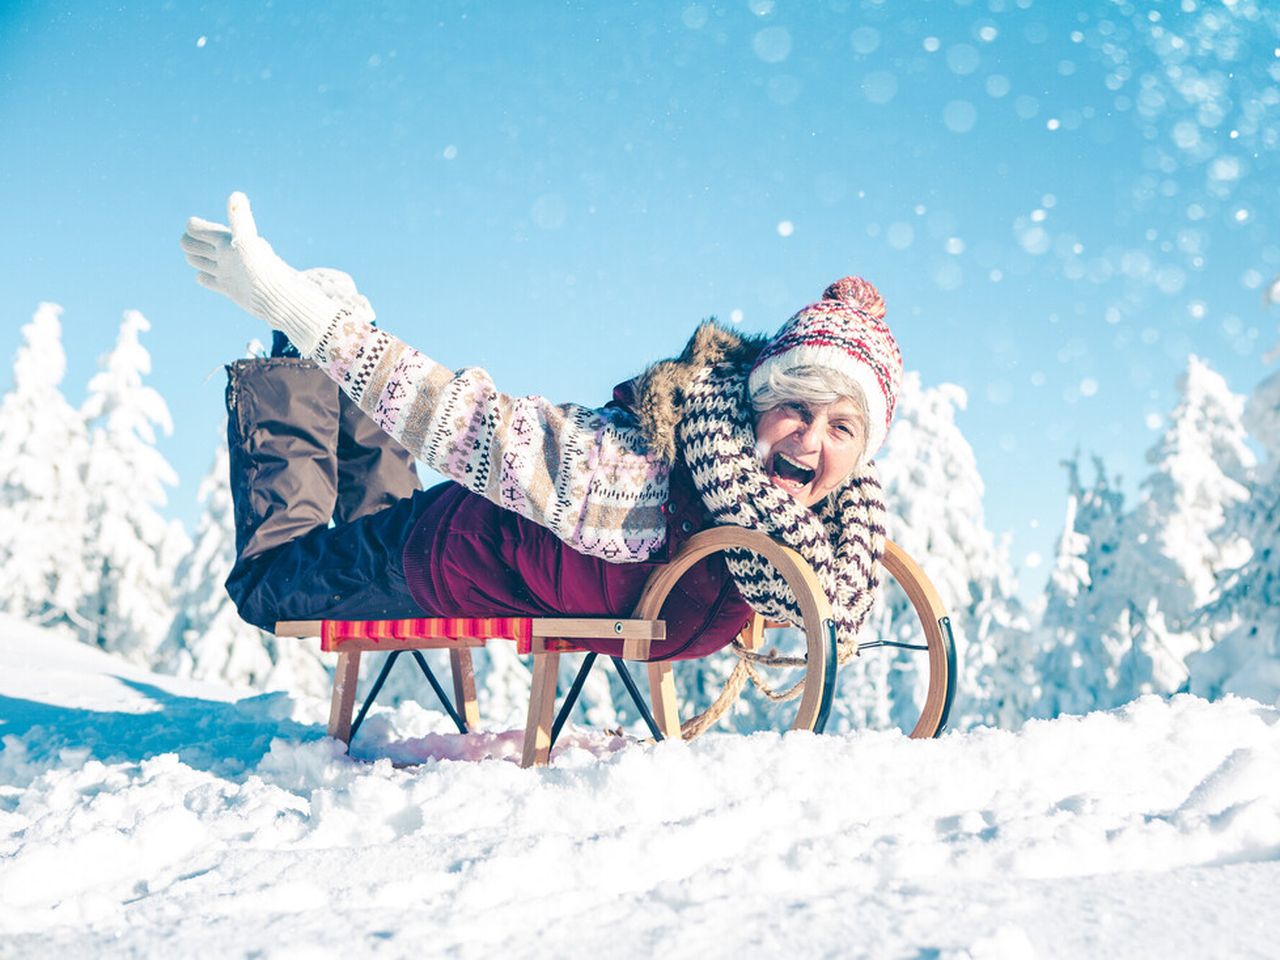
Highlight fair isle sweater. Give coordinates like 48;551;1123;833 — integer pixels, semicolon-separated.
312;311;671;563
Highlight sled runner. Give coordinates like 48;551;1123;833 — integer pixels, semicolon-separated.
276;530;956;767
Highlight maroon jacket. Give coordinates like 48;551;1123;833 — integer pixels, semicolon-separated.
400;386;752;661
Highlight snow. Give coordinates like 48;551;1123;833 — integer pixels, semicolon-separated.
3;613;1277;958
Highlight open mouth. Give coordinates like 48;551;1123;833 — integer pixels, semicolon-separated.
771;452;815;490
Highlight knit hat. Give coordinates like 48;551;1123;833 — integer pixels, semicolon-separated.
747;276;903;458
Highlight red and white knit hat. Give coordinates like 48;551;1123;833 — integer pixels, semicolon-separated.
748;276;903;458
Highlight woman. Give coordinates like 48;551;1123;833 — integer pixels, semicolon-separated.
181;193;901;660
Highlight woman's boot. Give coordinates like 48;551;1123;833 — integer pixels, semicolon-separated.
223;357;428;631
225;357;340;563
335;391;421;525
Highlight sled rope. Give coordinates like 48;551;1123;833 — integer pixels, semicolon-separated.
679;635;864;738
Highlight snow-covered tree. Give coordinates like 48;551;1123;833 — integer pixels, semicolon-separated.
1132;356;1254;621
863;373;1034;732
159;438;332;696
1094;355;1258;697
1188;369;1280;704
79;310;184;663
1031;454;1196;716
1036;358;1257;717
0;303;92;628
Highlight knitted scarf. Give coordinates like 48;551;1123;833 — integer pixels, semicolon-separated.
676;362;886;646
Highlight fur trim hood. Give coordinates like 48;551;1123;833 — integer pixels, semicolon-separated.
615;320;769;465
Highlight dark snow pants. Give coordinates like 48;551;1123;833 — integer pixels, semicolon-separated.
223;357;433;632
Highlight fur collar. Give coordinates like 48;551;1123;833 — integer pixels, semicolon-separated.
621;320;769;464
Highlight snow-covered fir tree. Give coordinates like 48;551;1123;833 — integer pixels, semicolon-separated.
1140;357;1254;608
158;437;332;696
1036;358;1257;717
79;310;186;664
0;303;92;628
1119;356;1256;676
1188;368;1280;704
861;372;1033;731
1032;456;1168;717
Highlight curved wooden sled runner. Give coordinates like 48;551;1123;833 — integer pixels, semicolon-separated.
640;530;956;742
276;529;956;767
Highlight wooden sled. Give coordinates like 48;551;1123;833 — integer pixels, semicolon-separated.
276;529;956;767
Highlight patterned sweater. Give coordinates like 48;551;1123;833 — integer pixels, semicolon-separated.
312;312;671;562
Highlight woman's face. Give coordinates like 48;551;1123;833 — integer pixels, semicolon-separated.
754;396;866;506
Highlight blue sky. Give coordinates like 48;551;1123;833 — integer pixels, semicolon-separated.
2;0;1278;594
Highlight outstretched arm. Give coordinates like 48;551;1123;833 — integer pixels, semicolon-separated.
313;309;668;558
181;193;669;561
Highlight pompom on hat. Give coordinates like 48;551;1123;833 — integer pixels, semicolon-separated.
747;276;903;458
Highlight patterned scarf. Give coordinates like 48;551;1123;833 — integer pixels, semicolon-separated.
677;364;886;646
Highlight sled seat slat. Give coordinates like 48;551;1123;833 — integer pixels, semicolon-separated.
275;616;665;654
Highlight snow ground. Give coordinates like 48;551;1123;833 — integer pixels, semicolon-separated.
1;613;1277;959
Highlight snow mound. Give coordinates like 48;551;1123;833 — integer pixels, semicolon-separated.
1;615;1278;958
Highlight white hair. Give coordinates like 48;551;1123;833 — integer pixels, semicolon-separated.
750;364;870;461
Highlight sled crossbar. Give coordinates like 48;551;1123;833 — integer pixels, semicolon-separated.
547;653;666;750
349;649;472;742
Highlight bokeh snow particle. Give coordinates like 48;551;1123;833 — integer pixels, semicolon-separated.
1079;378;1099;398
850;27;880;55
1172;120;1201;151
730;308;744;324
776;220;794;238
934;261;964;291
682;4;708;29
748;0;774;14
944;100;978;134
531;194;567;230
923;36;941;53
887;222;914;250
861;71;898;105
1017;224;1051;255
767;75;802;105
442;144;458;160
815;174;848;205
946;45;981;75
752;27;792;63
196;35;207;48
1209;157;1241;184
986;380;1014;405
986;74;1011;98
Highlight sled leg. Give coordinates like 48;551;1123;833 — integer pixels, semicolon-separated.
449;648;480;730
328;650;363;745
647;662;681;740
521;651;561;768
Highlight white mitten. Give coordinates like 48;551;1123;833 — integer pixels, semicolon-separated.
180;192;367;355
300;266;376;322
